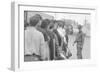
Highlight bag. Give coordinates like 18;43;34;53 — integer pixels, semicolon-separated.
66;48;72;59
55;47;66;60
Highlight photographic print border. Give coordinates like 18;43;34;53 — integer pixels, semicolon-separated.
11;2;97;71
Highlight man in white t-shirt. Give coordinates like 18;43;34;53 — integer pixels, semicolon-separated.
24;14;46;61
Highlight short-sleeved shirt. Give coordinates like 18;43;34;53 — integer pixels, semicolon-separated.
76;32;85;48
25;26;46;59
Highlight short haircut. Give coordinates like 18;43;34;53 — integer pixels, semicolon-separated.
78;25;82;29
41;19;50;29
29;14;42;26
57;20;65;27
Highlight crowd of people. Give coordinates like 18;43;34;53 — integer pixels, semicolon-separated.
24;14;85;61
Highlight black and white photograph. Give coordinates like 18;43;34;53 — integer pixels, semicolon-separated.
0;0;99;72
24;10;91;62
10;2;97;71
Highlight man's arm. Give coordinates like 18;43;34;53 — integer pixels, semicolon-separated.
73;34;79;46
40;33;47;60
81;33;85;45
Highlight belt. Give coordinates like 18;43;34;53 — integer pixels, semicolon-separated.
25;53;40;57
25;54;32;56
32;53;41;58
25;53;42;60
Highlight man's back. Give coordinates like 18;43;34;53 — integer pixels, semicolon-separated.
37;27;50;42
25;27;45;58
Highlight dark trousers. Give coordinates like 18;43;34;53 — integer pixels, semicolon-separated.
77;47;82;59
49;39;54;60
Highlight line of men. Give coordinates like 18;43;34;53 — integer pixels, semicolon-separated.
24;14;85;61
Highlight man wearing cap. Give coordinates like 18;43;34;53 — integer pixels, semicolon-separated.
73;25;85;59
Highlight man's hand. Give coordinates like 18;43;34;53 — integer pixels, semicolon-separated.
73;41;76;46
73;43;74;46
73;42;76;46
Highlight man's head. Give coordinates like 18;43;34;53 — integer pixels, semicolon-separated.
41;19;50;29
48;20;56;30
64;24;67;30
29;14;42;27
53;21;58;29
57;20;65;28
78;25;82;32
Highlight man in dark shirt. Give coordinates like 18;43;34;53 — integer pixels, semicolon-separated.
40;19;56;60
73;25;85;59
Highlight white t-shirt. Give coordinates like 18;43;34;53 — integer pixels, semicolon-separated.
57;27;67;43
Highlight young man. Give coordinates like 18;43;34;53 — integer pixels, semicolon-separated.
41;19;55;60
40;19;51;60
55;21;67;59
73;25;85;59
24;14;46;61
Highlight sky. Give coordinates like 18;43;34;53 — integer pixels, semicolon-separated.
45;12;91;25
